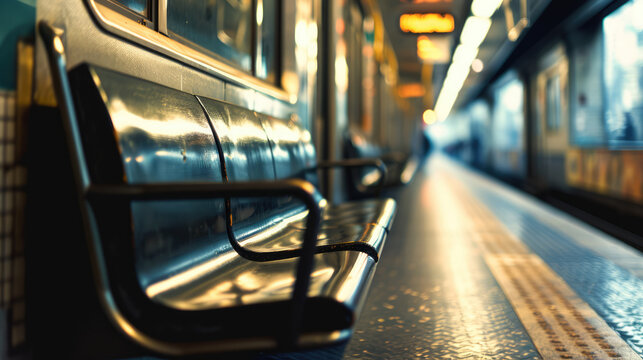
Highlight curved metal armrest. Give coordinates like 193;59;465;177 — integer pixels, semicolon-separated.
315;158;388;196
87;179;321;347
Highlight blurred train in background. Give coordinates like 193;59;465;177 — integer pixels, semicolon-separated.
431;0;643;246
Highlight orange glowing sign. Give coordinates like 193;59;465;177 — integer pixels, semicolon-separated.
416;35;450;63
398;83;425;98
399;13;455;34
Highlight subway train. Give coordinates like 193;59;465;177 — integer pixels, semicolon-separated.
435;0;643;246
0;0;421;358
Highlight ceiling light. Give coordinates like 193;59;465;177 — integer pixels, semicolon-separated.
460;16;491;48
452;44;479;66
417;35;450;62
399;13;455;34
471;0;503;18
471;58;484;72
423;109;437;125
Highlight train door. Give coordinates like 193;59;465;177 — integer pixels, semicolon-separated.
533;44;570;187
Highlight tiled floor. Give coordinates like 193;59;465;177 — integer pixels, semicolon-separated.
342;156;642;359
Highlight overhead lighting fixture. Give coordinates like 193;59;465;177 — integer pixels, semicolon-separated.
400;13;455;34
423;109;437;125
452;44;479;66
433;5;495;122
471;0;503;18
471;58;484;72
446;62;470;89
460;16;491;47
417;35;450;62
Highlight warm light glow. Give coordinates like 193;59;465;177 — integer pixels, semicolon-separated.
417;35;447;62
364;17;375;32
400;13;455;34
335;56;349;92
423;109;437;125
398;83;425;98
471;58;484;72
53;37;64;53
460;16;491;47
434;61;472;122
452;44;478;66
471;0;503;18
295;20;308;47
335;39;349;92
281;70;299;96
109;99;212;137
335;18;345;35
256;0;263;26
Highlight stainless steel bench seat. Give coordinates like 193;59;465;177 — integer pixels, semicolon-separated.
41;49;398;355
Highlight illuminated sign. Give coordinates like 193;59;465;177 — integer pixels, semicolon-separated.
399;13;455;34
416;35;451;63
398;83;425;98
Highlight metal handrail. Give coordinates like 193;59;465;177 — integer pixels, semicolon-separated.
313;158;389;196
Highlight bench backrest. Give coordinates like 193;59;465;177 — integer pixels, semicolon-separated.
70;64;318;288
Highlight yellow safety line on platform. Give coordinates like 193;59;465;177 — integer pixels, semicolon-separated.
438;170;640;360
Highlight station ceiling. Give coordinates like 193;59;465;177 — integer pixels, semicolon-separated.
376;0;525;113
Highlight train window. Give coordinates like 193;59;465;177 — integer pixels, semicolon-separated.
90;0;293;98
111;0;148;17
167;0;253;72
255;0;278;82
603;0;643;145
570;27;605;146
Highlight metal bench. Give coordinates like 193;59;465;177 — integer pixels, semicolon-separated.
344;128;419;199
36;22;396;357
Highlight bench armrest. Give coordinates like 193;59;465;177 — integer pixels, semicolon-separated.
314;158;388;196
87;179;322;347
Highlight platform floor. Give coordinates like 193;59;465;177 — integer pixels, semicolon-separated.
334;155;643;360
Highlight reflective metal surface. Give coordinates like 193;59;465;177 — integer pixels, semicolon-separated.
225;82;255;109
198;95;274;182
83;66;395;293
150;250;376;312
198;95;281;249
261;115;310;179
238;212;388;261
63;62;395;355
198;94;394;261
86;66;229;288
